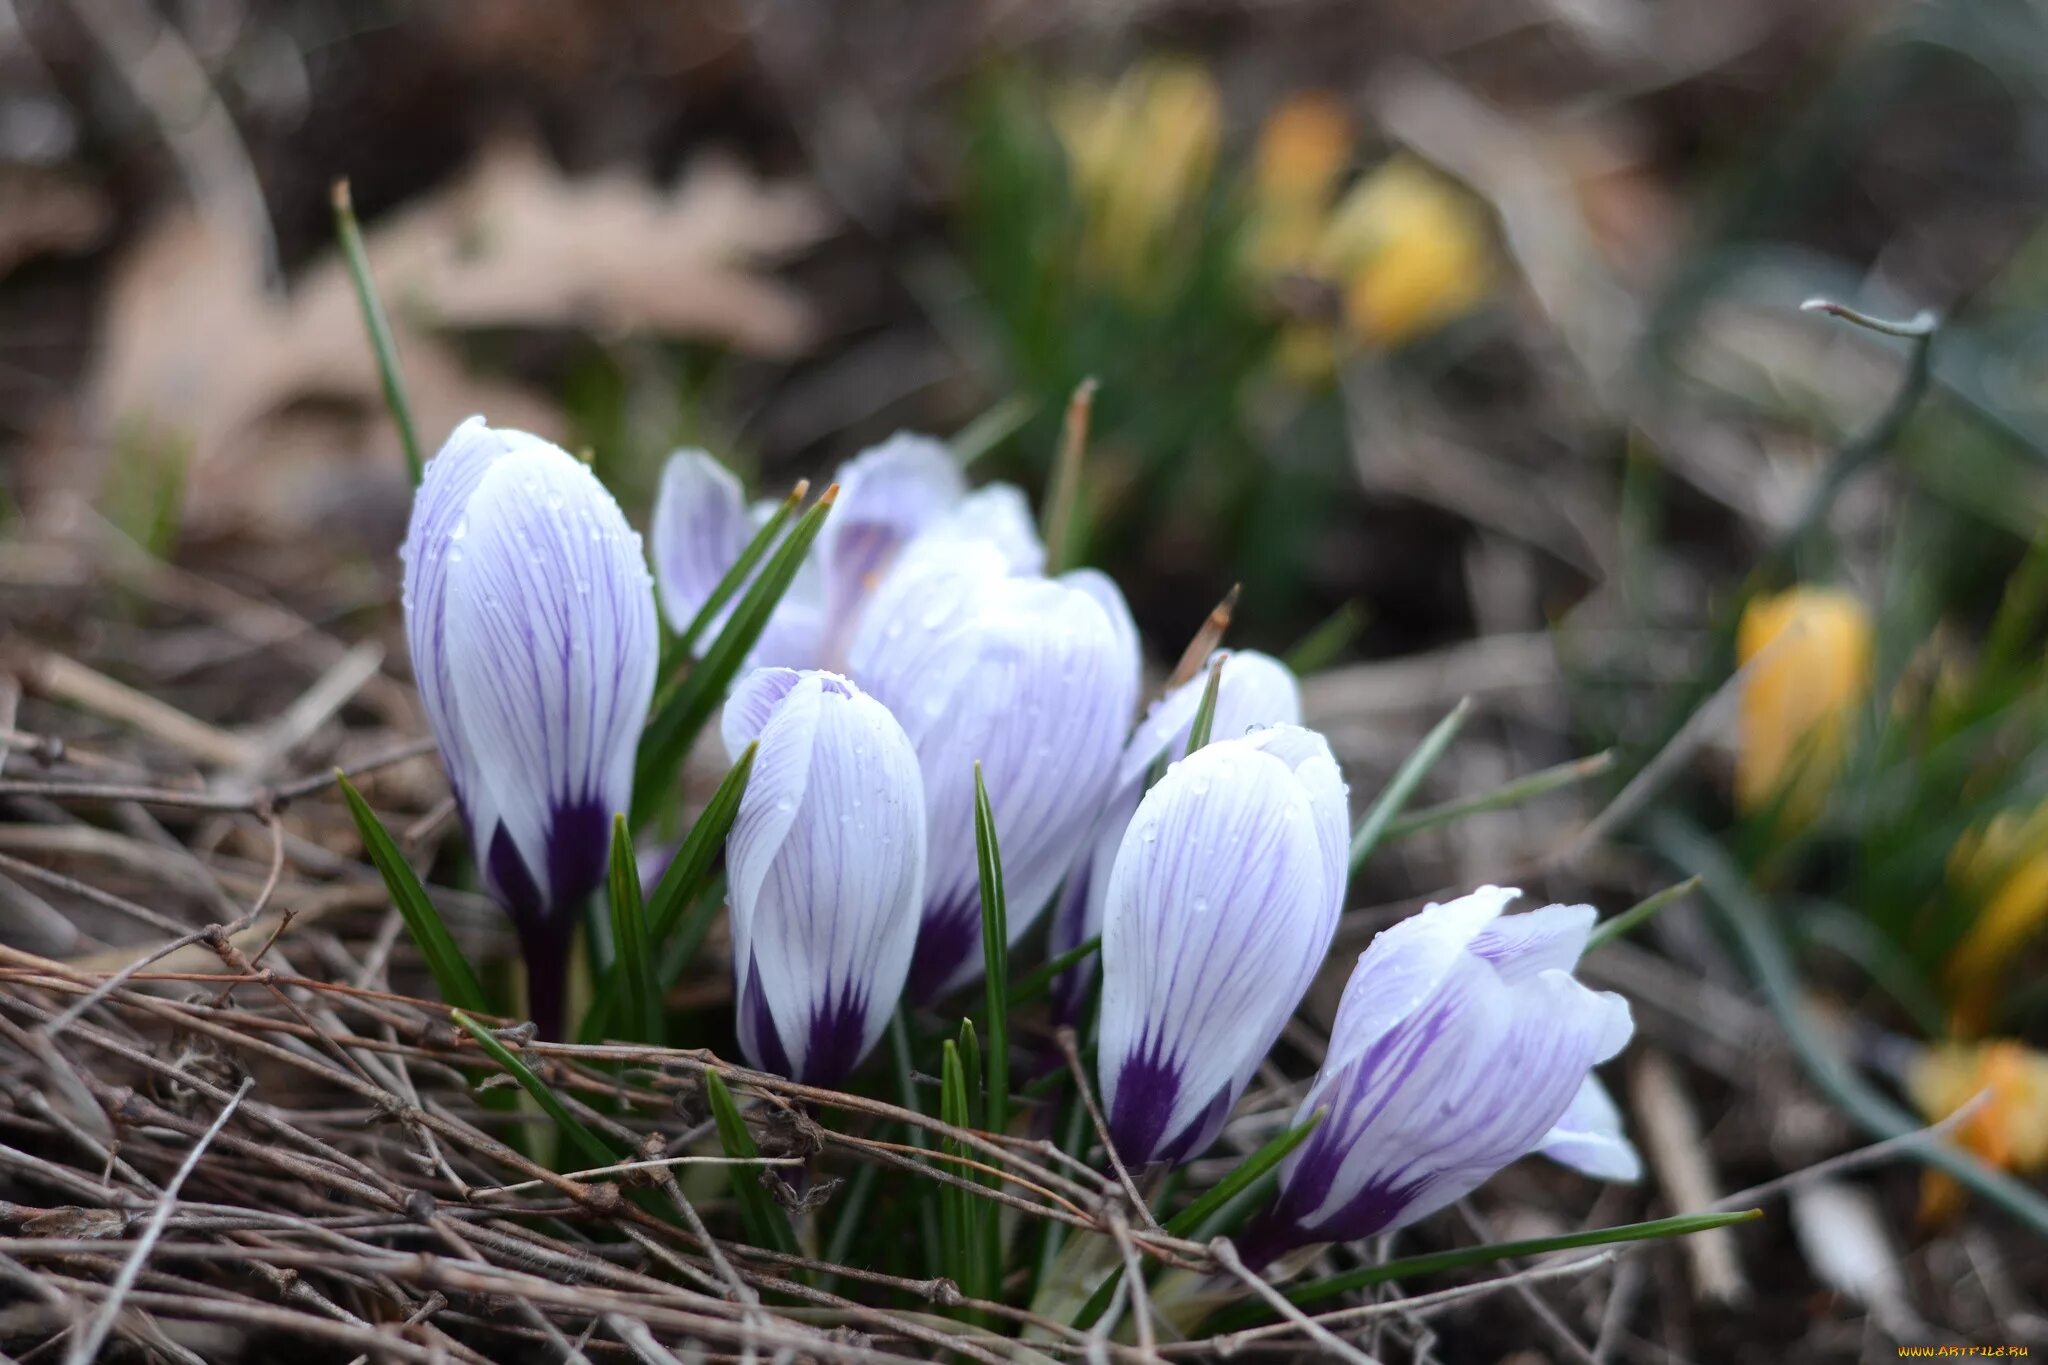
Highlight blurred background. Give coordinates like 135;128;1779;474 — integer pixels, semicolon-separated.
5;0;2048;1356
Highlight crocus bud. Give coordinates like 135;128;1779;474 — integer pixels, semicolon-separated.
1048;650;1302;1018
1239;886;1635;1266
1736;587;1871;829
646;433;1042;671
848;541;1138;1001
399;417;658;1037
722;668;926;1085
1098;725;1348;1165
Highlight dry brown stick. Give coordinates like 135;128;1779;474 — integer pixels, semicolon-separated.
1207;1236;1382;1365
65;1076;254;1365
1055;1025;1160;1231
1167;585;1241;690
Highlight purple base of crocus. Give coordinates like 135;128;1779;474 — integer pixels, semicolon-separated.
484;796;611;1041
1106;1039;1233;1167
1235;1163;1426;1270
745;966;874;1087
906;897;981;1004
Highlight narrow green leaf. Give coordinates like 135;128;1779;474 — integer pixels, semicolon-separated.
952;394;1037;469
656;873;727;988
1586;875;1701;952
1383;750;1616;842
1071;1110;1326;1332
604;814;661;1043
336;773;487;1014
632;489;836;826
1007;935;1100;1007
1284;601;1365;675
676;483;805;655
1167;1110;1323;1238
972;762;1010;1142
1042;377;1096;574
703;1069;799;1257
331;180;422;485
890;1009;947;1278
1183;652;1227;758
958;1018;984;1132
450;1009;614;1168
1348;697;1472;876
938;1039;983;1304
648;743;756;947
1207;1209;1765;1332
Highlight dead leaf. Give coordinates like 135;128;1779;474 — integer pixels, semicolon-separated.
36;138;830;535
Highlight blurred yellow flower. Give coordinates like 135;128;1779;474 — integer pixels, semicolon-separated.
1319;158;1493;348
1944;803;2048;1032
1907;1040;2048;1221
1244;92;1353;278
1735;587;1873;828
1052;59;1221;305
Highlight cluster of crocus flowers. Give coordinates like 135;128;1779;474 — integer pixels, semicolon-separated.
399;418;658;1038
1245;92;1494;374
1239;887;1636;1265
1943;803;2048;1033
1734;586;1872;831
398;416;1642;1245
1907;1039;2048;1223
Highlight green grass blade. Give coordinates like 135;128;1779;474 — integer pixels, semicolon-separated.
1383;750;1615;842
938;1039;982;1302
450;1009;614;1168
1007;935;1100;1007
1183;653;1227;758
1041;377;1096;573
331;179;422;485
1208;1209;1764;1332
632;489;836;827
952;394;1037;468
604;814;661;1043
1284;601;1365;675
336;773;487;1014
703;1069;800;1256
1166;1110;1324;1239
958;1018;984;1132
1586;875;1700;952
648;743;755;947
972;763;1010;1142
1071;1110;1326;1332
1348;697;1472;876
890;1009;948;1278
676;483;806;655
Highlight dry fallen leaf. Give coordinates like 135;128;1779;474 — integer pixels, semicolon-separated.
34;138;830;535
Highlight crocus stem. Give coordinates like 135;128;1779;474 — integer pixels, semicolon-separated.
519;917;575;1042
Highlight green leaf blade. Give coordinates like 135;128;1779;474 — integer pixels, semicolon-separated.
336;773;487;1014
1348;697;1472;876
704;1069;800;1257
603;813;661;1043
973;763;1011;1143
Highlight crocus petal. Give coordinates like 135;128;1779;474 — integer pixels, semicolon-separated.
650;448;752;637
440;440;659;927
723;668;926;1085
823;433;966;611
1097;729;1344;1164
400;416;559;807
1048;651;1303;1017
1538;1076;1642;1182
910;482;1046;577
1245;889;1635;1259
849;545;1137;1000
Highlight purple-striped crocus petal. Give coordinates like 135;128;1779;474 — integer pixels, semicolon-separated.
822;433;965;609
440;440;659;939
650;448;752;638
908;482;1046;577
721;668;926;1085
1241;888;1633;1263
1047;651;1303;1020
1096;728;1344;1166
848;543;1136;1001
1469;899;1596;980
399;416;560;810
1537;1076;1641;1181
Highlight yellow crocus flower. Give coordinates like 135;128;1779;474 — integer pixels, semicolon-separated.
1318;157;1493;348
1907;1040;2048;1221
1244;92;1353;278
1051;59;1221;305
1735;587;1873;828
1944;804;2048;1032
